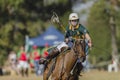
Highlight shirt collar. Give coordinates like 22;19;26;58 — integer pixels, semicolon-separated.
69;24;79;30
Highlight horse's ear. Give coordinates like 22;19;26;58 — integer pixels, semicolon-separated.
79;39;84;44
80;40;83;43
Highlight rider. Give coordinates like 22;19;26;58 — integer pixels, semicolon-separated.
40;13;92;64
65;13;92;55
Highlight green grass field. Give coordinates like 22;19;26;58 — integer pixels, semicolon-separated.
0;70;119;80
80;70;120;80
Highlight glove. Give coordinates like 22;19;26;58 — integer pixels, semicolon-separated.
68;37;73;42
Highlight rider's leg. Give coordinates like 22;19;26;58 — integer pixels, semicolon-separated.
46;47;59;59
39;47;59;64
47;42;68;59
67;41;73;48
39;42;68;64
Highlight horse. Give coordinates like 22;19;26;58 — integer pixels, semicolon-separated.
43;39;86;80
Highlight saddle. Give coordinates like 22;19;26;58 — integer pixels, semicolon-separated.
60;47;71;52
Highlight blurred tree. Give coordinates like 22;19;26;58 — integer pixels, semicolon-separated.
87;0;120;65
106;0;119;61
87;0;111;64
0;0;72;65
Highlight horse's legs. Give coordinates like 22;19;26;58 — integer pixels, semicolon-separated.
24;68;28;76
20;68;24;76
69;75;74;80
69;63;83;80
43;72;48;80
61;73;69;80
50;72;59;80
60;73;79;80
51;76;59;80
69;75;79;80
43;68;49;80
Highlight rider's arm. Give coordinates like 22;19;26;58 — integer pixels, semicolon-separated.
65;26;71;43
65;29;74;43
80;25;92;47
85;33;92;48
65;30;70;43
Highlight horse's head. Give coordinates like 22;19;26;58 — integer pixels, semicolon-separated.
72;39;86;58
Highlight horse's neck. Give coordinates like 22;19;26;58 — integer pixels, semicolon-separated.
64;49;78;70
70;49;78;61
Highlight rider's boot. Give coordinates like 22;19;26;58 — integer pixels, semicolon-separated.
39;47;59;64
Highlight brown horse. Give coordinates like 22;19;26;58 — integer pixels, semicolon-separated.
43;39;86;80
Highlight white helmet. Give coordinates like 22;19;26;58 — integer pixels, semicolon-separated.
69;13;79;20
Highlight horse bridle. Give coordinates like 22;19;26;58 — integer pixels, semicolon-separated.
72;39;85;58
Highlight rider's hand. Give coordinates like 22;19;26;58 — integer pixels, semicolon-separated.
88;41;92;48
65;38;69;43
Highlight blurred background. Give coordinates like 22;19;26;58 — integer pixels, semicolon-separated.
0;0;120;80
